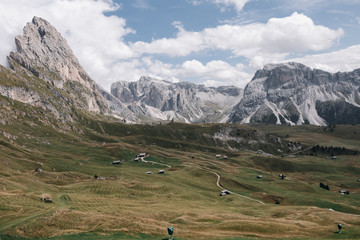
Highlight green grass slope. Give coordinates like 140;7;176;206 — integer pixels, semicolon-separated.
1;64;360;239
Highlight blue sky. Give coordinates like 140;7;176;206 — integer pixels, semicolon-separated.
0;0;360;90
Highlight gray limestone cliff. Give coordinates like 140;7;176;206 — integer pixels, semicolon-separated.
110;76;243;123
7;16;109;114
228;62;360;125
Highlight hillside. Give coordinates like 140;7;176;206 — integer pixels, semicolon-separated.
0;17;360;240
1;110;360;239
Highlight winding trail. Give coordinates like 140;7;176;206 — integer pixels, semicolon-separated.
183;164;265;205
140;158;264;204
208;170;266;204
141;157;172;168
139;157;360;212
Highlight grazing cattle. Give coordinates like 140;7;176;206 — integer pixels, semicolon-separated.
257;175;263;179
279;174;286;180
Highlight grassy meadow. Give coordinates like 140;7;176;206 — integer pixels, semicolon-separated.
0;116;360;239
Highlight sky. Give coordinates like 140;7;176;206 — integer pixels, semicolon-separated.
0;0;360;90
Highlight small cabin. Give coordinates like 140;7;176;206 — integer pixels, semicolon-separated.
220;189;230;196
158;170;165;174
339;189;349;195
138;153;146;158
41;197;53;203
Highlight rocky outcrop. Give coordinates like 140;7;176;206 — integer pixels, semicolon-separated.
3;17;359;126
110;76;243;123
228;62;360;125
8;16;109;114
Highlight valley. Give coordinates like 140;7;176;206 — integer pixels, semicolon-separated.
1;114;359;239
0;16;359;240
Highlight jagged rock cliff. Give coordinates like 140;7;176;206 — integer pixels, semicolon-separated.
7;16;109;114
110;76;243;123
2;17;359;126
228;62;360;125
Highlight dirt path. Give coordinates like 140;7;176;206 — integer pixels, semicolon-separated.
183;164;265;204
139;159;264;204
141;157;172;168
98;122;105;134
208;170;266;204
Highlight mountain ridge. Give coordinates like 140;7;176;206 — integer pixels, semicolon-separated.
1;17;359;126
110;76;243;123
228;62;360;125
7;16;110;116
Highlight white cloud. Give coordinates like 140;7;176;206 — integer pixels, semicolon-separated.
132;12;344;62
213;0;250;12
0;1;355;92
287;44;360;72
137;58;252;88
132;0;154;10
189;0;250;12
131;22;204;57
0;0;135;89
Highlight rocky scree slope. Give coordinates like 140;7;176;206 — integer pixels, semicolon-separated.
110;76;243;123
228;62;360;125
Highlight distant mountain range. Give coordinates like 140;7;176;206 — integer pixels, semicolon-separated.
110;76;242;123
1;17;359;126
228;62;360;125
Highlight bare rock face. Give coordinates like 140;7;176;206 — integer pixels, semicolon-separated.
8;17;109;114
110;76;243;123
228;62;360;125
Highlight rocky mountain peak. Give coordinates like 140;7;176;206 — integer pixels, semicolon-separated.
5;16;110;114
9;16;91;89
109;76;243;123
228;62;360;125
262;62;310;71
138;76;172;86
